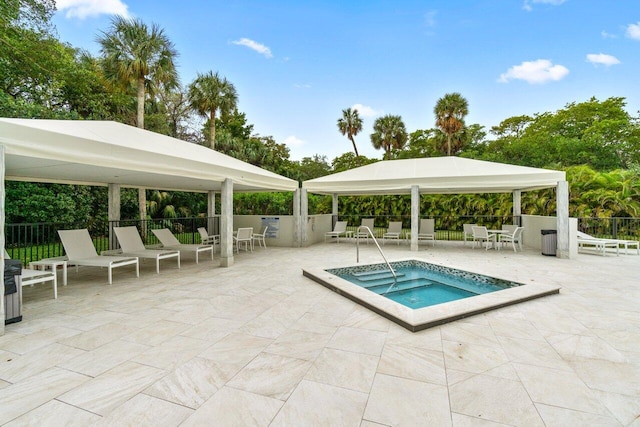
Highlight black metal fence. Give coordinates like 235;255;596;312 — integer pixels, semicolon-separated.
5;215;639;265
5;216;220;265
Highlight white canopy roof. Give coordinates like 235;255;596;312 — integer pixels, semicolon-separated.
303;157;565;195
0;118;298;193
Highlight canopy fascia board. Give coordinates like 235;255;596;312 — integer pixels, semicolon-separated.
303;157;565;195
0;118;298;193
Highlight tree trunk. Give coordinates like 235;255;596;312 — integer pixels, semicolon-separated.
349;136;359;157
209;110;216;150
447;134;452;156
137;77;145;129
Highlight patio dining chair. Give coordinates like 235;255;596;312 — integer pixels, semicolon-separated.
471;226;497;250
463;223;477;246
252;226;269;249
198;227;220;251
234;227;254;252
498;226;524;252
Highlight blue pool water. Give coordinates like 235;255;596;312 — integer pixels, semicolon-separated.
326;260;522;310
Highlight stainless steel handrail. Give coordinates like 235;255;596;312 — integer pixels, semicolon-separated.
355;226;398;293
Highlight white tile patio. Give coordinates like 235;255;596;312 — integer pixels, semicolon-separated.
1;241;638;426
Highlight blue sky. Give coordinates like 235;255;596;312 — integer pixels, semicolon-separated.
52;0;640;161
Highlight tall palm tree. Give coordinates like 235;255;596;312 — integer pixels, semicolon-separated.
337;108;363;156
97;17;178;223
434;92;469;156
370;115;408;160
97;16;178;129
188;71;238;149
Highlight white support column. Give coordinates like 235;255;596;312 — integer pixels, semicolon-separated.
207;190;216;234
293;188;301;247
0;145;5;336
411;185;419;251
220;179;234;267
512;190;522;225
332;194;338;216
108;184;121;249
556;180;570;258
301;188;308;247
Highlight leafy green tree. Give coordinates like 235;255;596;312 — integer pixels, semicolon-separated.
331;152;377;172
188;71;238;149
481;97;640;170
434;92;469;156
337;108;363;156
371;115;408;159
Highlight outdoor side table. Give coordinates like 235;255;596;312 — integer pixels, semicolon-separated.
29;257;68;286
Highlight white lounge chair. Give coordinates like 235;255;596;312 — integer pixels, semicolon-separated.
577;231;638;255
234;227;253;252
356;218;375;242
4;251;58;299
472;226;497;250
114;226;180;274
151;228;214;263
325;221;349;243
408;218;435;246
252;226;269;249
498;226;525;252
463;223;477;246
58;229;139;285
382;221;403;245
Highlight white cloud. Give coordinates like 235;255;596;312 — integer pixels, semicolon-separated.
601;30;617;39
283;135;305;147
231;38;273;58
55;0;130;19
351;103;380;118
424;10;437;28
293;83;311;89
523;0;566;11
498;59;569;84
626;22;640;40
586;53;620;67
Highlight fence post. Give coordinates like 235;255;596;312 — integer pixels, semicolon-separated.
612;218;617;239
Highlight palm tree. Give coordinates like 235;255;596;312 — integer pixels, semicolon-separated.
370;115;408;159
188;71;238;149
434;92;469;156
337;108;363;156
97;17;178;223
97;16;178;129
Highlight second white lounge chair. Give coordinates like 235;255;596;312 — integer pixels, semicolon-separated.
382;221;403;245
151;228;214;263
58;229;139;285
114;226;180;274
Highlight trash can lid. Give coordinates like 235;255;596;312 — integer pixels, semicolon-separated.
541;229;557;235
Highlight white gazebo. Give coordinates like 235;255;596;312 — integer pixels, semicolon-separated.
303;157;570;255
0;118;299;266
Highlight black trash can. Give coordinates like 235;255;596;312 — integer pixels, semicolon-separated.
4;259;23;325
541;229;557;256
